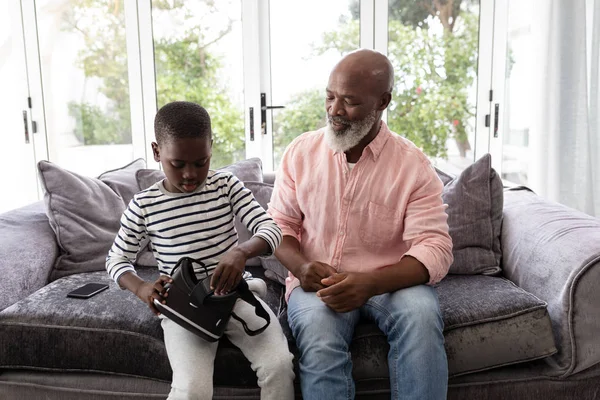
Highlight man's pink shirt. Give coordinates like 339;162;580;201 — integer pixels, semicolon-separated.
268;122;454;301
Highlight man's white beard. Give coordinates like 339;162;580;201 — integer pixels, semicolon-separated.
324;110;379;153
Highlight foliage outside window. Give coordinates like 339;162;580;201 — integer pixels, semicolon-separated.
66;0;479;166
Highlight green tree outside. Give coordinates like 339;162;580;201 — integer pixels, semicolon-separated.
65;0;479;166
275;0;479;160
66;0;244;168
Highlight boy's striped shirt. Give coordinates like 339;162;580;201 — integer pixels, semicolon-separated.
106;170;282;283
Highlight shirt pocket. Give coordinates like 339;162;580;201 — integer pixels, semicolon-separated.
359;201;402;248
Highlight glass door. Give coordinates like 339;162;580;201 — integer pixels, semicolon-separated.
489;0;534;185
260;0;491;173
264;0;361;171
383;0;483;175
0;0;39;213
148;0;247;169
27;0;142;177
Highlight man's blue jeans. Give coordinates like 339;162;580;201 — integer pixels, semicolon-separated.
287;285;448;400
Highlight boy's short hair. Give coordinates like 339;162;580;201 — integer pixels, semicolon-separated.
154;101;212;145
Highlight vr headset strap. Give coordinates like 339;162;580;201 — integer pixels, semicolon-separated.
230;279;271;336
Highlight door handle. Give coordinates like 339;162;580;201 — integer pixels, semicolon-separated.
260;93;285;135
493;103;499;138
249;107;255;141
22;110;30;144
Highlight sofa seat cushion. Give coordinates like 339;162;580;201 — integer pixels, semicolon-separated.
0;267;284;386
436;275;556;375
278;275;557;379
0;269;169;381
0;272;556;385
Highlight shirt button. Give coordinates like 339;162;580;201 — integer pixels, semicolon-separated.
339;230;345;237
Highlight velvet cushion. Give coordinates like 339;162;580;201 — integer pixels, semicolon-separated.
0;202;59;311
0;266;283;385
278;275;555;378
436;275;556;375
0;272;555;384
241;181;277;267
136;157;264;191
435;166;455;185
442;153;504;275
238;182;289;284
134;158;266;268
38;159;146;282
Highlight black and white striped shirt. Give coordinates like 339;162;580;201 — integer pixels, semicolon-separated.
106;170;282;283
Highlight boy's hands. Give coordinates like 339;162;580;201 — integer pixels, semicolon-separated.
211;248;247;295
135;275;172;315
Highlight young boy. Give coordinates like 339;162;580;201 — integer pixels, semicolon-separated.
106;101;295;400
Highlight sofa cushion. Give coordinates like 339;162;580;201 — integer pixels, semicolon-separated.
38;159;146;282
442;153;504;275
280;275;556;378
261;255;288;285
0;271;555;384
0;202;59;311
136;157;264;192
436;275;556;375
234;181;289;284
135;158;266;268
435;167;455;185
0;266;283;385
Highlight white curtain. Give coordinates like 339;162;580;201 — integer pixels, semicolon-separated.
529;0;600;217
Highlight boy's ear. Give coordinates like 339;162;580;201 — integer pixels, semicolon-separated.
151;142;160;162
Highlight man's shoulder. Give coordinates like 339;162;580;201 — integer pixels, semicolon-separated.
287;128;326;154
385;129;431;166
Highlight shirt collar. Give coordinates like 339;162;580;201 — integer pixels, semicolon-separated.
365;120;392;160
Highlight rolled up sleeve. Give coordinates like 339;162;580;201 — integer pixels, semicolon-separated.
402;161;454;284
267;143;304;241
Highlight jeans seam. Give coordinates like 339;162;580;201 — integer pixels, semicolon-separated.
346;350;353;400
363;300;400;400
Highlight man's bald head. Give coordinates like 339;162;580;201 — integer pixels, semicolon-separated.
324;49;395;154
331;49;394;96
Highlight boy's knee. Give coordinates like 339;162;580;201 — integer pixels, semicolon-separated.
256;349;295;380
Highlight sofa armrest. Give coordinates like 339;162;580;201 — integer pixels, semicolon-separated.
501;189;600;377
0;201;59;310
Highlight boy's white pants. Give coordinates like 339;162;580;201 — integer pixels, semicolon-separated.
161;280;295;400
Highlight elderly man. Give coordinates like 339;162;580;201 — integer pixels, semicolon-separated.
268;49;453;400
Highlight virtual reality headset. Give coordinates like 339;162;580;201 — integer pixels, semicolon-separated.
154;257;270;342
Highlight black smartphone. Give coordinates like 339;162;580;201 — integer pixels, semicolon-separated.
67;283;109;299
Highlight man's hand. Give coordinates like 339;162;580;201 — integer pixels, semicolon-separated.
317;272;375;313
211;248;247;295
297;261;337;292
135;275;172;315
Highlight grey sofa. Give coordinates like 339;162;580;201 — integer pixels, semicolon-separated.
1;161;600;399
